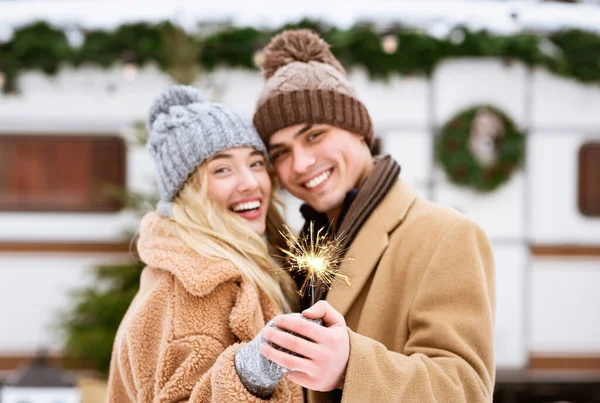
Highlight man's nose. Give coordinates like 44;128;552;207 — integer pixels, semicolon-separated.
292;147;316;174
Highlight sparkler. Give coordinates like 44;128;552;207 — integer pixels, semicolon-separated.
279;222;351;307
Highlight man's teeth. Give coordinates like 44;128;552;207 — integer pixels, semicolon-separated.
232;201;260;212
305;170;331;189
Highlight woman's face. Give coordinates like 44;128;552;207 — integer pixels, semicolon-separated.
205;147;272;235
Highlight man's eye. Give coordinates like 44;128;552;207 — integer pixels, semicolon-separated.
307;131;324;141
271;150;287;160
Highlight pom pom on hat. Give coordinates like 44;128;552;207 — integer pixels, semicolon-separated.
147;85;206;130
261;29;345;79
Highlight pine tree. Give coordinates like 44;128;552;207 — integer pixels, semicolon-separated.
57;261;145;374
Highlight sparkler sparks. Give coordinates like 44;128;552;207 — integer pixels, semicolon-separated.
279;222;351;306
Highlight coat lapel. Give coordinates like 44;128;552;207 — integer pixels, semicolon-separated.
325;179;418;316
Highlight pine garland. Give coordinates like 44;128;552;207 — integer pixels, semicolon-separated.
1;19;600;93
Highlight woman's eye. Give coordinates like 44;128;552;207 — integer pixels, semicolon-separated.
213;167;229;174
251;159;266;168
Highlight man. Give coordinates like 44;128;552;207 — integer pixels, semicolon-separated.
252;29;495;403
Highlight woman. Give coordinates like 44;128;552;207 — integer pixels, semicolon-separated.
107;85;303;402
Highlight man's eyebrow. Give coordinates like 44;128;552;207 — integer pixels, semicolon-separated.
295;124;314;138
269;124;314;151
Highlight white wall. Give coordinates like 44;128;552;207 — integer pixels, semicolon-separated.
530;258;600;353
0;253;129;352
433;174;527;240
1;387;80;403
493;244;529;368
383;131;432;191
527;65;600;244
525;68;600;360
0;66;168;132
531;68;600;131
353;70;430;130
528;132;600;244
432;59;529;128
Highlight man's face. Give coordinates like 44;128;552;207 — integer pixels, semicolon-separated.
268;123;372;216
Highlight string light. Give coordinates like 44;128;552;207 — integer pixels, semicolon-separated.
64;26;85;48
381;34;399;54
449;28;466;45
123;63;138;80
253;50;265;68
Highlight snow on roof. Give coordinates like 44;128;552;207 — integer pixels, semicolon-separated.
0;0;599;41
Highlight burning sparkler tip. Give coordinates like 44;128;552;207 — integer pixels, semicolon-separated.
278;223;351;300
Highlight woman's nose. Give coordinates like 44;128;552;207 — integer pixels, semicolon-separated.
237;169;260;193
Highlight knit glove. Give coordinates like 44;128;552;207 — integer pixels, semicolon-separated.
235;313;322;399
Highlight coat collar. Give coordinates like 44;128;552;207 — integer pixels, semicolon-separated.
137;212;241;298
325;178;418;315
137;212;280;341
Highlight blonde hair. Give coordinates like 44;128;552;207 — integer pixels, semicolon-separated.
170;164;298;313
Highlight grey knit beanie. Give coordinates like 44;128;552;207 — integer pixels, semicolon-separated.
146;85;267;217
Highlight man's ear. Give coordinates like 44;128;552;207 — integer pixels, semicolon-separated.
268;167;283;190
370;137;381;156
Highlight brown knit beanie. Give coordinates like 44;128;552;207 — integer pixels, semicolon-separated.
253;29;373;147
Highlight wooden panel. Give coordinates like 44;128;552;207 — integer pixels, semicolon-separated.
0;135;126;212
0;241;133;253
530;245;600;257
529;353;600;371
495;367;600;403
579;142;600;217
0;354;94;371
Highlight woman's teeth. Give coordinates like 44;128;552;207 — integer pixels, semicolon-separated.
305;170;331;189
232;201;260;212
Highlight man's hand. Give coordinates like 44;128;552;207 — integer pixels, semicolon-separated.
260;300;350;392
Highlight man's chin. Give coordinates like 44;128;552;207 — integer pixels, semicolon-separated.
291;190;343;214
306;198;342;215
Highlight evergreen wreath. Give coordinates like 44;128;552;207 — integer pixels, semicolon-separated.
436;105;525;192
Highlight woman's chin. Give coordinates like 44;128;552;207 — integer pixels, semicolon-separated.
244;219;266;236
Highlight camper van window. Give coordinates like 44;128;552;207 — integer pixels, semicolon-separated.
0;134;126;212
578;142;600;217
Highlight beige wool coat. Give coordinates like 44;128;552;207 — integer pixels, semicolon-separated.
308;178;496;403
106;212;303;403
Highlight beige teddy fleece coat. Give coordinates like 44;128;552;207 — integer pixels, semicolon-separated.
106;212;303;402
